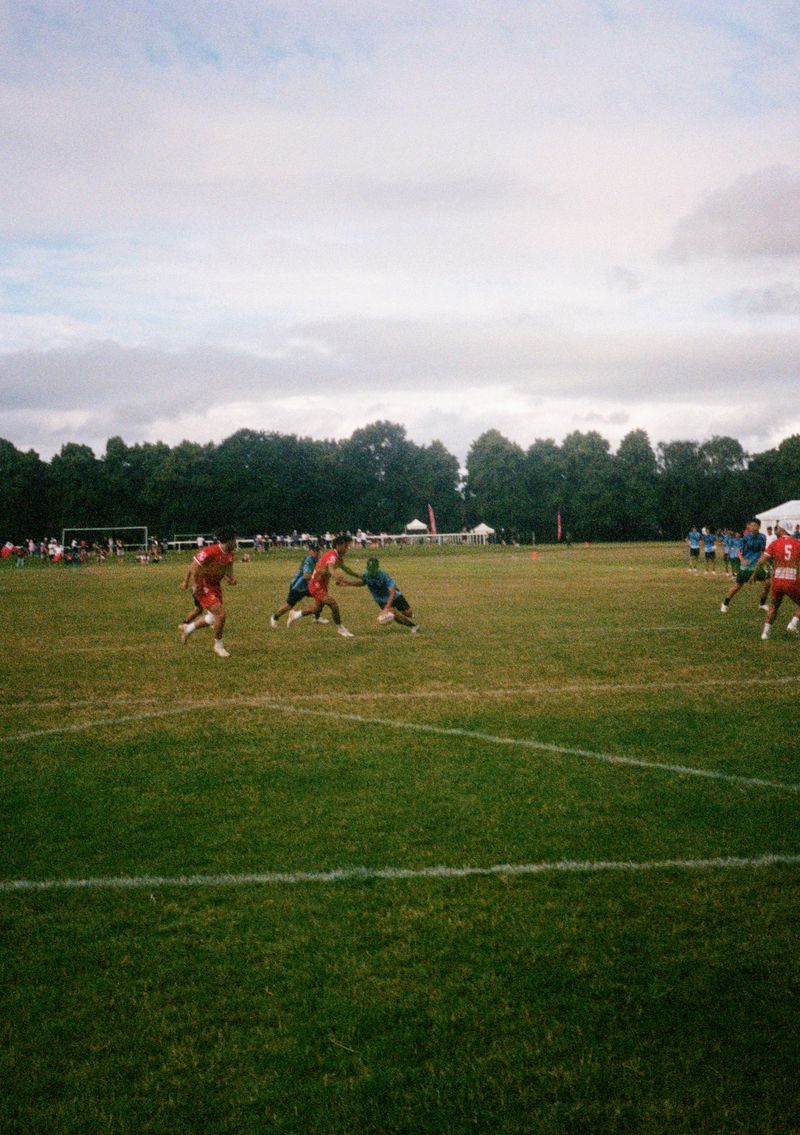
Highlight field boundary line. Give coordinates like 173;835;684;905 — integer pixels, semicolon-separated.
3;853;799;894
2;672;799;714
6;699;800;795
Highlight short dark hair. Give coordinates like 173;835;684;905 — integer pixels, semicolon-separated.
216;527;237;543
333;532;351;547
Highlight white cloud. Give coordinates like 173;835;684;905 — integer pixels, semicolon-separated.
1;2;800;462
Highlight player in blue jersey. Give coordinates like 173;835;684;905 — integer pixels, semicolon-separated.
721;530;733;576
270;542;329;626
701;527;717;574
720;519;770;613
686;526;701;571
338;557;419;632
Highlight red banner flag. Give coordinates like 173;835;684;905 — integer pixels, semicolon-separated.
427;504;437;535
557;511;562;542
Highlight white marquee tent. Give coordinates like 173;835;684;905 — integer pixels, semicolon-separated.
755;500;800;527
404;518;428;532
471;522;496;535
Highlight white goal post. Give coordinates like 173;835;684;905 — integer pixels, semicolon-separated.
61;525;149;551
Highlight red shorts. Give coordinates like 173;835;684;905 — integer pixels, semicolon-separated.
308;578;328;602
771;579;800;604
197;580;223;609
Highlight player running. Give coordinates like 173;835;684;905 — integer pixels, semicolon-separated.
338;556;420;633
179;528;238;657
288;533;358;637
720;519;770;614
270;541;329;627
748;520;800;640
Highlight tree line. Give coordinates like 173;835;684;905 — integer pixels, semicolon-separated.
1;421;798;544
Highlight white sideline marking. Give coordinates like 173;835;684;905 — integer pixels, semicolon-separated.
2;672;798;713
5;699;800;794
3;854;799;894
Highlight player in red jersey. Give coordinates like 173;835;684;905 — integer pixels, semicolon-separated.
288;533;359;637
179;528;238;657
749;520;800;640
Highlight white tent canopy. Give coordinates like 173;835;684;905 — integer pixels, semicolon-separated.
755;500;800;527
471;522;496;535
404;518;428;531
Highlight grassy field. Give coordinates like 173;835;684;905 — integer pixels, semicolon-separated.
1;542;798;1134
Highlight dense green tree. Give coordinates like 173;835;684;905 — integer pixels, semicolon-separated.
464;430;529;533
614;430;660;539
49;443;104;530
656;440;707;538
524;439;564;543
0;439;50;540
560;431;617;540
339;421;419;531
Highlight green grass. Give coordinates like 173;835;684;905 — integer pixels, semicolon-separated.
2;543;798;1134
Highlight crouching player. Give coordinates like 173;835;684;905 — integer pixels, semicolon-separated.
339;557;419;633
748;520;800;640
179;528;237;657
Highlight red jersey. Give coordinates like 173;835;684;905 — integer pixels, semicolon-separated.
311;549;340;584
766;536;800;582
194;543;234;584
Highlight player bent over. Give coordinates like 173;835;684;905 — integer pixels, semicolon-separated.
338;557;420;633
270;541;328;627
747;520;800;640
288;533;358;637
179;528;238;657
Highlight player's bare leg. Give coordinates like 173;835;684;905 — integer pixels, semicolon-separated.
761;593;782;640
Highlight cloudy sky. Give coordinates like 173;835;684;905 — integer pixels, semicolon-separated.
1;0;799;462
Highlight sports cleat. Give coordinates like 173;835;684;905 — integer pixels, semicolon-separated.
270;615;279;629
720;603;728;613
179;623;190;645
761;626;771;641
410;625;420;634
287;609;302;627
787;622;799;634
214;642;230;658
314;617;330;625
337;625;355;638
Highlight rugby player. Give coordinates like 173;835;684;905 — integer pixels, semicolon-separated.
288;533;358;637
749;520;800;640
720;519;770;614
179;528;238;657
270;542;329;627
338;557;420;632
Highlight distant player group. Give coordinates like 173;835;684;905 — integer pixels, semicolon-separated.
179;531;419;657
688;519;800;640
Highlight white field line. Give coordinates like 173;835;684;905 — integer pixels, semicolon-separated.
2;672;799;713
3;853;799;894
5;699;800;795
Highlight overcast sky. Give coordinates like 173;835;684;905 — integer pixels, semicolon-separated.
1;0;799;462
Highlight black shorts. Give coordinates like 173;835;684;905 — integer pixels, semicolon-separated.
286;586;308;607
392;595;410;613
689;548;700;558
705;551;715;560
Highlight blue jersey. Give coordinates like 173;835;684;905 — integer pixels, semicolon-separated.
289;554;316;593
740;531;766;568
688;529;701;549
730;536;743;559
702;532;716;553
364;570;402;605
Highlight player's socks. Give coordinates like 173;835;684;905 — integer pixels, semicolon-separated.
214;640;230;657
787;617;799;633
761;623;771;640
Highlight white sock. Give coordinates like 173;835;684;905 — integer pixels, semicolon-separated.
183;622;196;636
789;617;799;631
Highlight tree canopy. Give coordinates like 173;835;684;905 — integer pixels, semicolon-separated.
1;424;797;543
